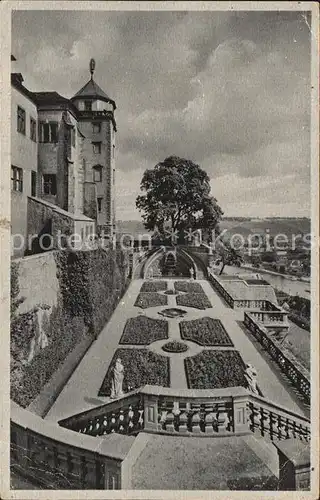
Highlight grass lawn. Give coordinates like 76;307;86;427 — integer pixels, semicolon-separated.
180;317;233;346
185;350;246;389
119;316;168;345
98;348;170;396
134;292;167;309
140;281;168;292
176;292;212;310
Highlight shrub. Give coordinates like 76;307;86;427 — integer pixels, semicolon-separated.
174;281;204;293
185;350;246;389
140;281;167;292
176;293;212;310
162;341;188;353
98;348;170;396
180;317;233;346
120;316;168;345
134;292;167;309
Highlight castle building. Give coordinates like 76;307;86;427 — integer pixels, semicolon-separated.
11;57;116;257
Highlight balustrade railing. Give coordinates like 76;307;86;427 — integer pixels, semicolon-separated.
58;385;310;442
247;394;310;442
11;385;310;489
244;312;310;404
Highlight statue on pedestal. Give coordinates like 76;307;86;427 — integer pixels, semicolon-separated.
244;363;259;395
110;358;124;399
190;267;195;280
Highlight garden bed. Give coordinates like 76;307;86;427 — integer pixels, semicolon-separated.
158;308;187;318
134;292;167;309
184;350;246;389
119;316;168;345
98;348;170;396
180;317;233;346
162;341;189;353
174;281;204;294
140;281;167;292
176;293;212;310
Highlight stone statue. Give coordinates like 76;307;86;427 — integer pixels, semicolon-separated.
110;358;124;399
244;363;259;395
190;268;194;280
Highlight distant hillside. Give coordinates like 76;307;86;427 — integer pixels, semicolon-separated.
116;218;311;240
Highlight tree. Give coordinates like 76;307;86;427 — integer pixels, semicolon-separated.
136;156;223;243
217;243;243;275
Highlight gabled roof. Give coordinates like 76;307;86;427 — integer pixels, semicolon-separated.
31;91;71;105
71;77;116;109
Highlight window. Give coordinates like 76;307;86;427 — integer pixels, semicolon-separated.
39;122;58;143
97;197;103;212
92;142;101;154
43;174;57;195
93;165;103;182
30;117;37;142
92;122;101;134
11;166;23;192
31;171;37;197
85;100;92;111
17;106;26;134
71;127;76;147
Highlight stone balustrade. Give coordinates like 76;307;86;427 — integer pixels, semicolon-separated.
247;394;310;442
11;386;310;489
208;273;235;307
59;385;310;441
244;312;310;403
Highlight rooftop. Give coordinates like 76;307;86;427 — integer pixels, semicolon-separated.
72;77;116;109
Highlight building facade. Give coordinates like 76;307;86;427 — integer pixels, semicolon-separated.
11;57;116;257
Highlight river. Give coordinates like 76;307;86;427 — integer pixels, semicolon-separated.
224;265;311;299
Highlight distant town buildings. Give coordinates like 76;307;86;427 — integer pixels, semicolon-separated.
11;56;116;256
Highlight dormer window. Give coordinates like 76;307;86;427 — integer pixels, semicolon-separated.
93;165;103;182
85;100;92;111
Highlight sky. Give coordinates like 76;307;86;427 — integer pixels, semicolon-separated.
12;9;311;220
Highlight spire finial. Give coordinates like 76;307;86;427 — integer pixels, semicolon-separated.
89;58;95;79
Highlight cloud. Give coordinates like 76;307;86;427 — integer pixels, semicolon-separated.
11;10;311;218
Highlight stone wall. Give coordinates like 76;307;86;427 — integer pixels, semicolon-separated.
10;247;131;410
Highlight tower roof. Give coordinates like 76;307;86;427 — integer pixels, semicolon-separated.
71;59;116;109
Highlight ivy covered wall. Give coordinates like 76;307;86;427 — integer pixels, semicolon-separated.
11;248;131;408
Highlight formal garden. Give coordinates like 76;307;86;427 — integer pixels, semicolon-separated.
119;316;168;345
180;317;234;346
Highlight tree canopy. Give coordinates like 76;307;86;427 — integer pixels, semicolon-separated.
136;156;223;242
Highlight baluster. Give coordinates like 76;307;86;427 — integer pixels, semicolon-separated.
109;413;117;433
216;403;229;433
277;415;286;440
190;404;201;434
94;418;100;436
118;410;125;433
88;420;94;435
102;415;108;435
178;405;188;434
268;411;277;441
124;406;133;433
203;403;215;434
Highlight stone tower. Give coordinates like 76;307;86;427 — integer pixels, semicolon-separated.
71;59;116;236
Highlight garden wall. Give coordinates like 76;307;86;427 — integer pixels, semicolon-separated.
11;247;131;412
